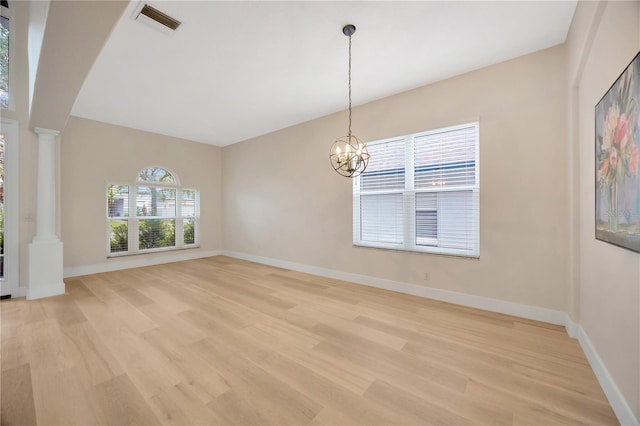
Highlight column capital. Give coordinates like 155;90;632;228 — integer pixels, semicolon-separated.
34;127;60;137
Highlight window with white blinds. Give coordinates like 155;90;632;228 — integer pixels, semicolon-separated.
107;167;200;257
354;122;479;257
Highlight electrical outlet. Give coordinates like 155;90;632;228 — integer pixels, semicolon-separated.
24;213;35;222
424;272;430;281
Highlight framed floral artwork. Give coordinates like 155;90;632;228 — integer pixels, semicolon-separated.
595;50;640;253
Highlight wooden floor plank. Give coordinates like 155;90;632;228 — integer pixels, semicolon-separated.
254;351;405;426
86;374;161;426
1;363;38;426
190;338;322;426
0;256;618;425
363;378;473;425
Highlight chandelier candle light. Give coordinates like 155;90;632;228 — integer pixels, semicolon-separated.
330;24;370;178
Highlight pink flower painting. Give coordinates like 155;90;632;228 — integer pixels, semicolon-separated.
595;51;640;252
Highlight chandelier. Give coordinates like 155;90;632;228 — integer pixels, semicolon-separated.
329;24;369;178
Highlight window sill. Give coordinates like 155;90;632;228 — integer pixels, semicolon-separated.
353;242;480;259
107;244;201;258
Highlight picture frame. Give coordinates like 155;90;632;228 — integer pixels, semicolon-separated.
595;50;640;253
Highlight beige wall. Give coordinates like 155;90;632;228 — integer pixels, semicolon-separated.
61;117;223;269
567;1;640;419
223;45;569;311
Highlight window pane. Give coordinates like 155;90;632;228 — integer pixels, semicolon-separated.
416;193;437;246
139;219;175;249
360;139;405;191
184;218;195;245
414;126;476;188
109;220;128;253
136;186;175;217
1;15;9;109
107;184;129;217
360;193;403;244
137;167;176;183
181;189;196;217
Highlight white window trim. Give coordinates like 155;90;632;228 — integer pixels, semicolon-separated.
106;174;200;258
1;118;21;296
353;122;480;258
1;4;16;111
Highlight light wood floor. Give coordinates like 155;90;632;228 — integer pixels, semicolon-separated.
1;256;617;425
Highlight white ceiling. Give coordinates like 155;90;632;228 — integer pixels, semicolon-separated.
71;1;577;147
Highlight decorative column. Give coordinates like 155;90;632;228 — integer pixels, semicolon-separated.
27;128;64;300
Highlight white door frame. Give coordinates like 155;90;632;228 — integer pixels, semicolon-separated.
1;118;22;297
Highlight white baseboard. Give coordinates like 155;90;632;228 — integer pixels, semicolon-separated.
564;316;579;339
63;249;222;278
27;282;65;300
222;250;571;327
11;286;27;298
577;326;639;426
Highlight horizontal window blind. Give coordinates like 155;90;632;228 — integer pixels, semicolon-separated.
416;190;478;250
354;122;479;257
360;193;404;244
136;186;176;250
107;184;130;253
138;218;176;249
181;189;198;246
184;218;196;245
414;126;476;189
107;184;129;217
360;139;405;191
136;186;176;217
181;189;197;216
109;219;128;253
415;192;437;246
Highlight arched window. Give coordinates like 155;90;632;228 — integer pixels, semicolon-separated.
107;167;199;256
137;166;177;184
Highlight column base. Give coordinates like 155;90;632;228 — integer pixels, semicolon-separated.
27;239;65;300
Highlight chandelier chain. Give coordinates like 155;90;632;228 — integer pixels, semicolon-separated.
348;33;352;137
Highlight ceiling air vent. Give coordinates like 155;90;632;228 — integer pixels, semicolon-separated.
135;4;181;31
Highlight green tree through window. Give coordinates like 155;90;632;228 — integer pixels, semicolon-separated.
1;12;9;109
